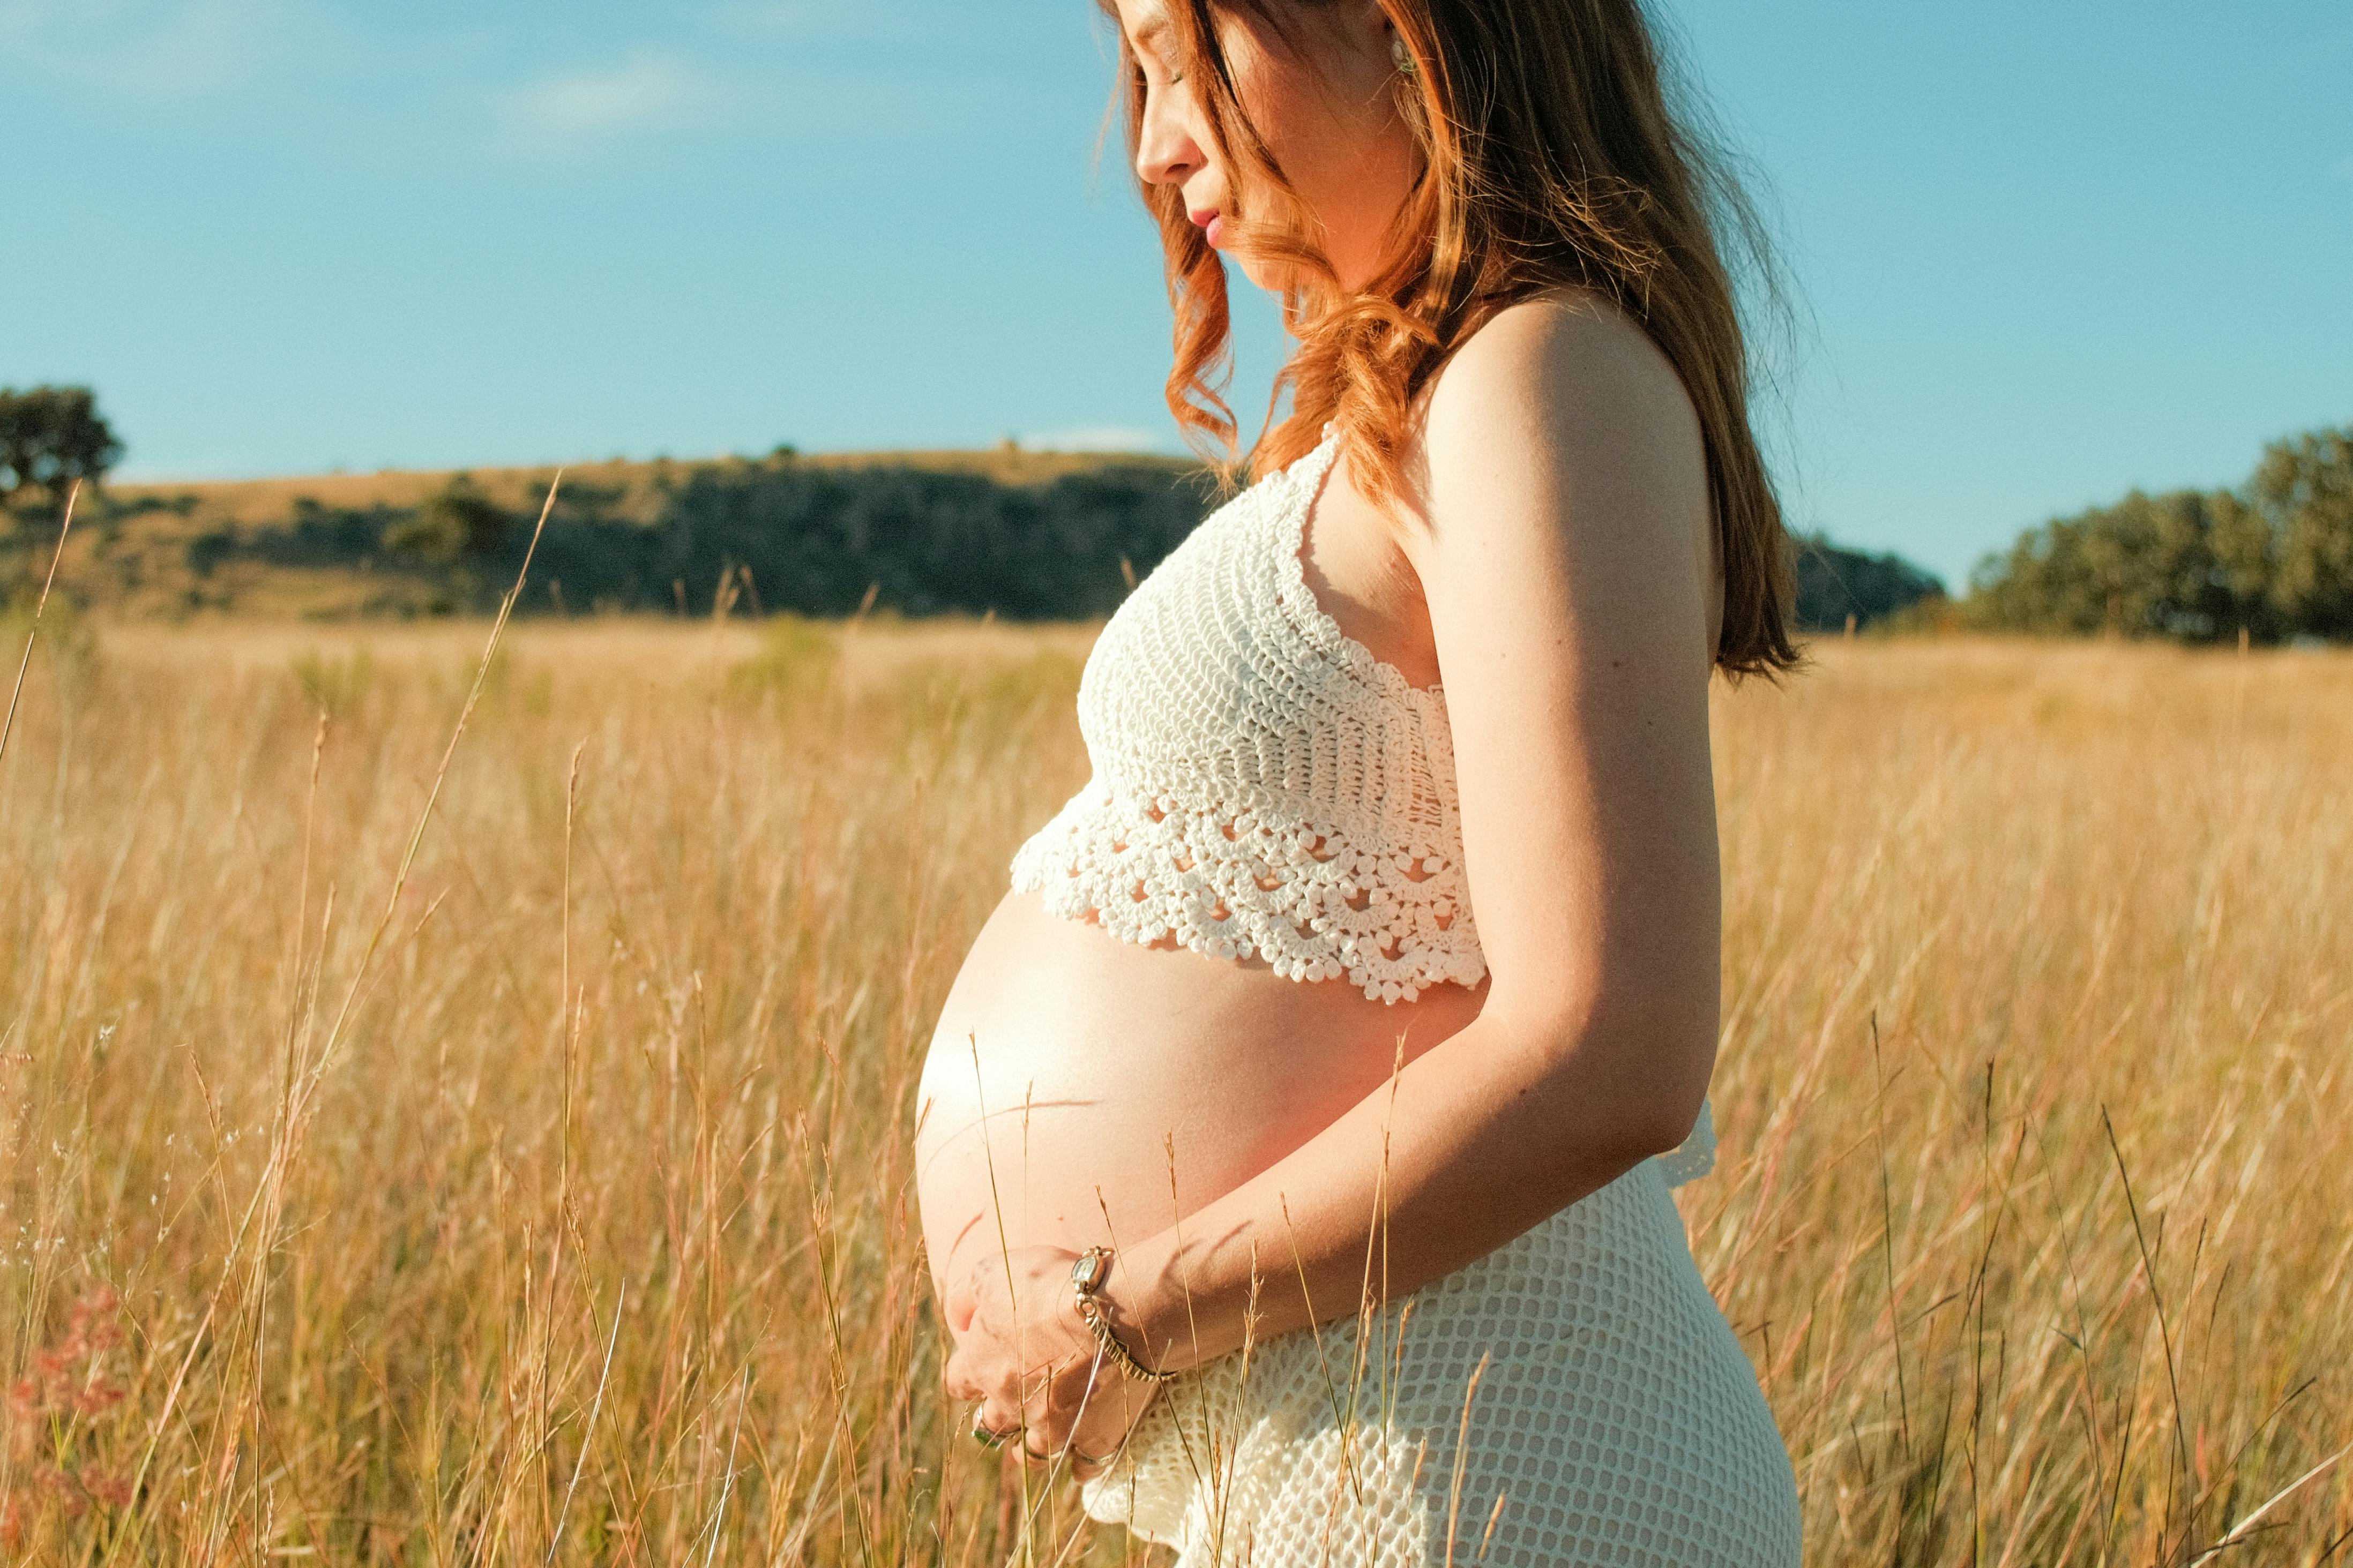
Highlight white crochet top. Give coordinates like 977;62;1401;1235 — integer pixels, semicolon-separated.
1010;423;1479;1005
1009;423;1716;1177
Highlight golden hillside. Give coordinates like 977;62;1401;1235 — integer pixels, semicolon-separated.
101;442;1202;528
13;443;1211;622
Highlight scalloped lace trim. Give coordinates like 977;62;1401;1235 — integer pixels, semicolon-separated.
1007;777;1488;1006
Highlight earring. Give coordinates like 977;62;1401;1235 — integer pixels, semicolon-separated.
1391;29;1417;75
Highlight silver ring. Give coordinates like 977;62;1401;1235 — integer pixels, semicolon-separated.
1069;1445;1117;1468
971;1420;1012;1450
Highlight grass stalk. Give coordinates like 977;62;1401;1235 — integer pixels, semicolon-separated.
0;479;79;768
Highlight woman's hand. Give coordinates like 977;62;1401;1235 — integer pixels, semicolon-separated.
940;1245;1160;1482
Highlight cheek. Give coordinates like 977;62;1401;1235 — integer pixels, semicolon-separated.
1229;50;1324;192
1231;50;1408;251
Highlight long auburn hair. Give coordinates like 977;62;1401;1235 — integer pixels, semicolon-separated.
1099;0;1801;680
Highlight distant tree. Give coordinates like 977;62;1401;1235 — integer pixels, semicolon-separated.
1967;423;2349;643
383;477;511;564
1791;534;1945;631
2206;490;2280;637
2252;427;2353;639
1968;487;2264;640
0;386;124;506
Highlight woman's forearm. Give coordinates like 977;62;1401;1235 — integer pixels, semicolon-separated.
1107;995;1711;1375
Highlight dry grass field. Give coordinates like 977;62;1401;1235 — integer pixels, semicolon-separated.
1;609;2348;1565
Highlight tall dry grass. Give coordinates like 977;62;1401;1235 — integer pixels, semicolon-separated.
0;615;2347;1564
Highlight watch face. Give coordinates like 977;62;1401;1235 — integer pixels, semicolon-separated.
1071;1252;1105;1292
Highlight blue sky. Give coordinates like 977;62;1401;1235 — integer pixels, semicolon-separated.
4;0;2347;588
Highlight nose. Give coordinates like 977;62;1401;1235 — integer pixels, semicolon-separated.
1134;78;1205;190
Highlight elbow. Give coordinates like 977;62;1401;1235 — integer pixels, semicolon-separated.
1634;1059;1715;1159
1621;1029;1716;1160
1526;989;1718;1163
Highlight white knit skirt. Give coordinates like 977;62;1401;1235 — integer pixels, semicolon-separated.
1079;1160;1802;1566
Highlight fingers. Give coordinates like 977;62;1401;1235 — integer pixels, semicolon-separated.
937;1243;1152;1481
939;1341;983;1405
1005;1349;1151;1480
945;1253;1000;1336
973;1382;1026;1450
970;1372;1149;1482
1067;1447;1119;1484
1064;1366;1155;1482
942;1274;978;1336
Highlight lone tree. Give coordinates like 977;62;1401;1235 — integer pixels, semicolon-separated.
0;386;124;506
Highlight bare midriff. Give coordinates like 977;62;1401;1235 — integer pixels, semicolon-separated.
913;885;1489;1304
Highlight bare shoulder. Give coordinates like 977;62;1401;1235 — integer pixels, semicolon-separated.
1404;286;1720;665
1414;286;1707;529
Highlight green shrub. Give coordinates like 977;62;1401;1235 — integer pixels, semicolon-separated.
385;478;511;564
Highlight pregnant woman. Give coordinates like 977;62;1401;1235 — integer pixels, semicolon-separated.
915;2;1804;1563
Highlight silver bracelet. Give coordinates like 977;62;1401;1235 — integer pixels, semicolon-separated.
1070;1246;1177;1384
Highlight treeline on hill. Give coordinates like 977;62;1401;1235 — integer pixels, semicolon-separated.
106;471;1941;627
1;381;1947;631
82;461;1219;621
13;383;2348;644
504;463;1215;618
1957;425;2353;643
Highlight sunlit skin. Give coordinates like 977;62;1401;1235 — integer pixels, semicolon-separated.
920;0;1728;1478
1125;0;1421;295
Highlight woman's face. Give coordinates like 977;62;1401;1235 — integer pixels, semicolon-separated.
1111;0;1421;295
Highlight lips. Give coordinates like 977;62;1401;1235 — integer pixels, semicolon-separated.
1189;207;1225;249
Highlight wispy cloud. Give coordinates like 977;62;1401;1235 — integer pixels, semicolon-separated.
499;48;711;147
494;39;947;154
3;4;958;152
0;0;321;94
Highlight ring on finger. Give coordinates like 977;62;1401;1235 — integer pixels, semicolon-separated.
971;1419;1013;1450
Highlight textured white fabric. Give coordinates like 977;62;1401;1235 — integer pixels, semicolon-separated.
1079;1161;1802;1567
1007;423;1717;1184
1009;423;1480;1006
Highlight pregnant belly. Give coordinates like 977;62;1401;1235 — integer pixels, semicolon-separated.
913;887;1489;1305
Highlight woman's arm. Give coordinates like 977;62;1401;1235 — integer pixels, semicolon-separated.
1111;290;1727;1370
942;290;1727;1464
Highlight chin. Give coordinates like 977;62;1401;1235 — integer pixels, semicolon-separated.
1230;255;1279;292
1228;246;1364;299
